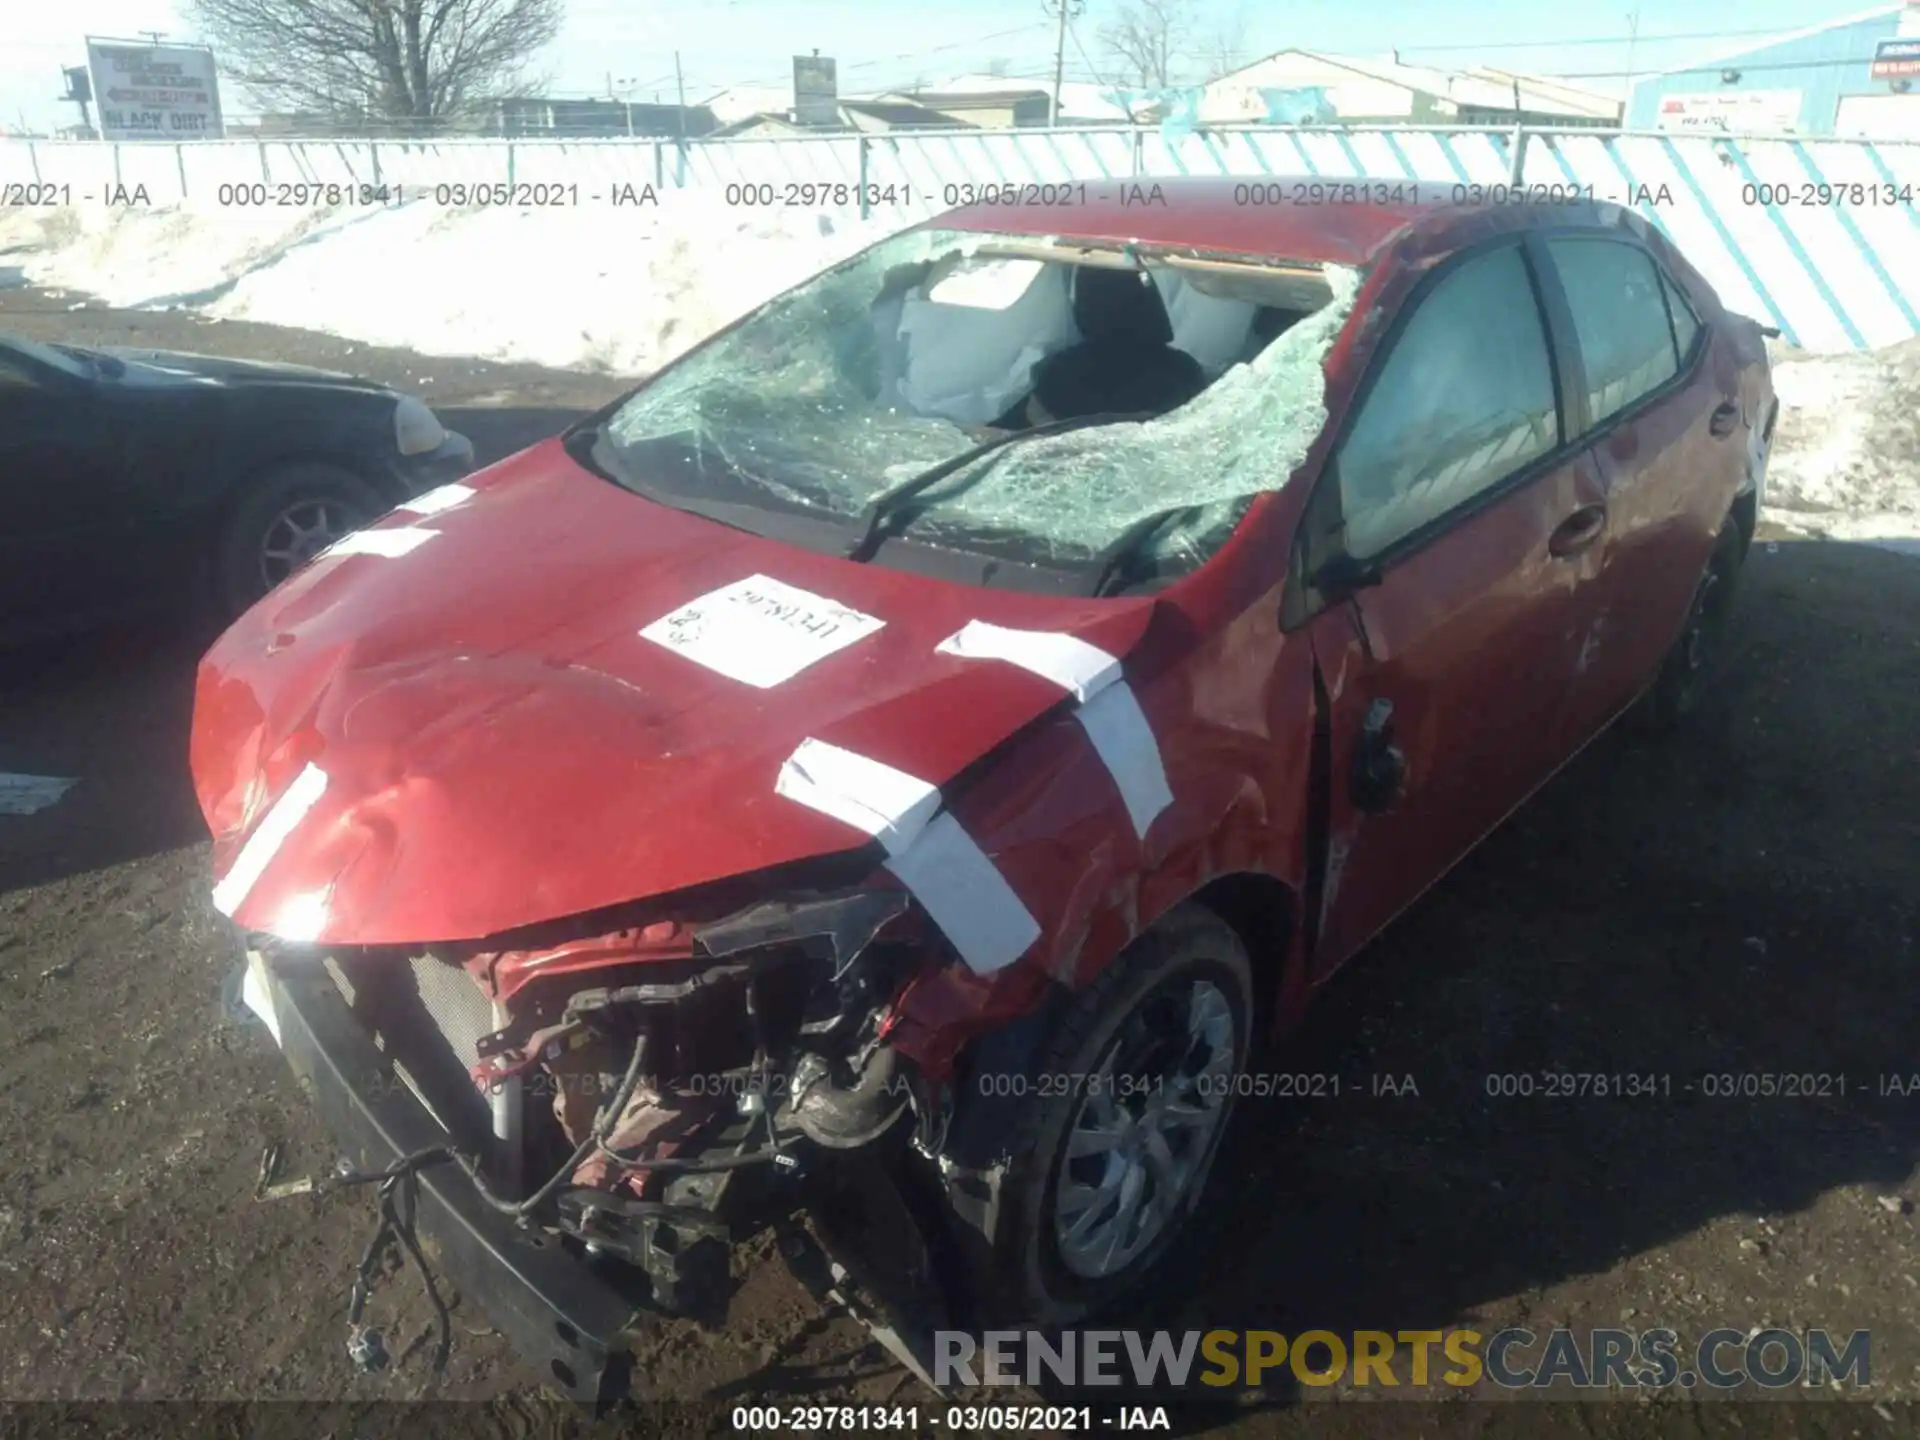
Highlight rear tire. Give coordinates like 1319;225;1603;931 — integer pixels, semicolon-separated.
939;904;1254;1327
1634;519;1745;732
215;462;390;618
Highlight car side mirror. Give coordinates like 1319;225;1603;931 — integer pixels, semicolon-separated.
1309;551;1384;602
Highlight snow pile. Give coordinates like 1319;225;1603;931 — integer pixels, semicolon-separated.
1766;339;1920;543
0;198;910;375
0;203;374;309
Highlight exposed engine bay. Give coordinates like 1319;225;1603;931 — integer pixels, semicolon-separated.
294;882;959;1338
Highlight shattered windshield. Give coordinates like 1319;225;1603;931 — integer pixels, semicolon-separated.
601;224;1362;574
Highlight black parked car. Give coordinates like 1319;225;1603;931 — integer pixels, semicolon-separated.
0;333;474;643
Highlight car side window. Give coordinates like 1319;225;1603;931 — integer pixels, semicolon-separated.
1662;269;1702;361
1330;244;1561;563
1547;238;1682;429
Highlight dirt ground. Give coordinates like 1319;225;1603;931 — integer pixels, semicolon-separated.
2;289;1918;1439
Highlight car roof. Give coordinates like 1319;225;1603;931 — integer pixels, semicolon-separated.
932;174;1618;268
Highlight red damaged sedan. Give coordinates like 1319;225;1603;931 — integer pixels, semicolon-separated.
191;177;1777;1395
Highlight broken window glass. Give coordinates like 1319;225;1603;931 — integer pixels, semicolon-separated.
602;224;1362;574
900;265;1361;568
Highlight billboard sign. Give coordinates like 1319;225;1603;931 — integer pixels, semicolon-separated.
1655;89;1802;133
86;39;225;140
793;55;838;126
1869;38;1920;81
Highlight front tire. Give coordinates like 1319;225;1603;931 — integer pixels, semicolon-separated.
215;461;389;617
944;904;1255;1326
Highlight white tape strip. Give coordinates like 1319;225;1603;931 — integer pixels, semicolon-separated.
775;739;1040;974
1074;683;1174;839
885;812;1042;975
321;526;439;560
935;620;1171;840
775;739;941;856
397;482;476;517
936;619;1120;703
211;763;329;916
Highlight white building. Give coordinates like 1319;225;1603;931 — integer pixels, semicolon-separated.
1199;50;1621;127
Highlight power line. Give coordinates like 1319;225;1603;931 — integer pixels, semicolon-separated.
1397;23;1832;54
915;42;1897;87
1065;17;1128;106
688;21;1055;95
1547;51;1899;81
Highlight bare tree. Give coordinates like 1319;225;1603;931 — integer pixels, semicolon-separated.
185;0;563;130
1204;7;1250;82
1099;0;1194;90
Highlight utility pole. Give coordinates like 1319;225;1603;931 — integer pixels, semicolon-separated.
1045;0;1085;126
1623;10;1642;121
674;50;687;141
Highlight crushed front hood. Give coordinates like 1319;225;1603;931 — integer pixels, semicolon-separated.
191;438;1154;945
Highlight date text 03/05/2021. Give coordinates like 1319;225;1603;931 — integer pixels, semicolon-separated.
730;1405;1171;1432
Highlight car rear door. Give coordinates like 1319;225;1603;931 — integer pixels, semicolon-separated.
1534;235;1745;743
1292;237;1612;975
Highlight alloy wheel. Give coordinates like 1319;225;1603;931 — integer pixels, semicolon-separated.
258;498;365;589
1050;976;1239;1280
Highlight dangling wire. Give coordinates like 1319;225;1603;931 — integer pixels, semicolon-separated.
329;1146;458;1374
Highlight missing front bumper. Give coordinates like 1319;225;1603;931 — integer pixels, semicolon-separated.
233;930;944;1399
247;949;645;1402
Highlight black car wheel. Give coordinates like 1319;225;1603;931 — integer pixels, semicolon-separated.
1635;518;1746;731
939;904;1254;1326
216;462;390;616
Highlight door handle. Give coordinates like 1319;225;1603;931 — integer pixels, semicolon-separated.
1548;503;1608;558
1709;402;1741;438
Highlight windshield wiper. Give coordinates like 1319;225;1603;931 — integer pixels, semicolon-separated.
845;411;1150;563
1084;505;1202;597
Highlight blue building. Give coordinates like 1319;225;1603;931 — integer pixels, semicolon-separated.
1625;3;1920;137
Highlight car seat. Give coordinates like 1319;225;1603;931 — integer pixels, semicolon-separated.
1022;266;1207;423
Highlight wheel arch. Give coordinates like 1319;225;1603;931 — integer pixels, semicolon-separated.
929;867;1300;1137
1730;485;1758;559
227;447;407;511
1184;869;1298;1037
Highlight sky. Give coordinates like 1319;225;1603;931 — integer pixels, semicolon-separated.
0;0;1884;135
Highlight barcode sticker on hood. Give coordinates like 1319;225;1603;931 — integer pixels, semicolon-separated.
640;575;885;688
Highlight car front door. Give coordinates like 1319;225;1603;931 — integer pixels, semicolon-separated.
1292;237;1612;975
0;346;130;628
